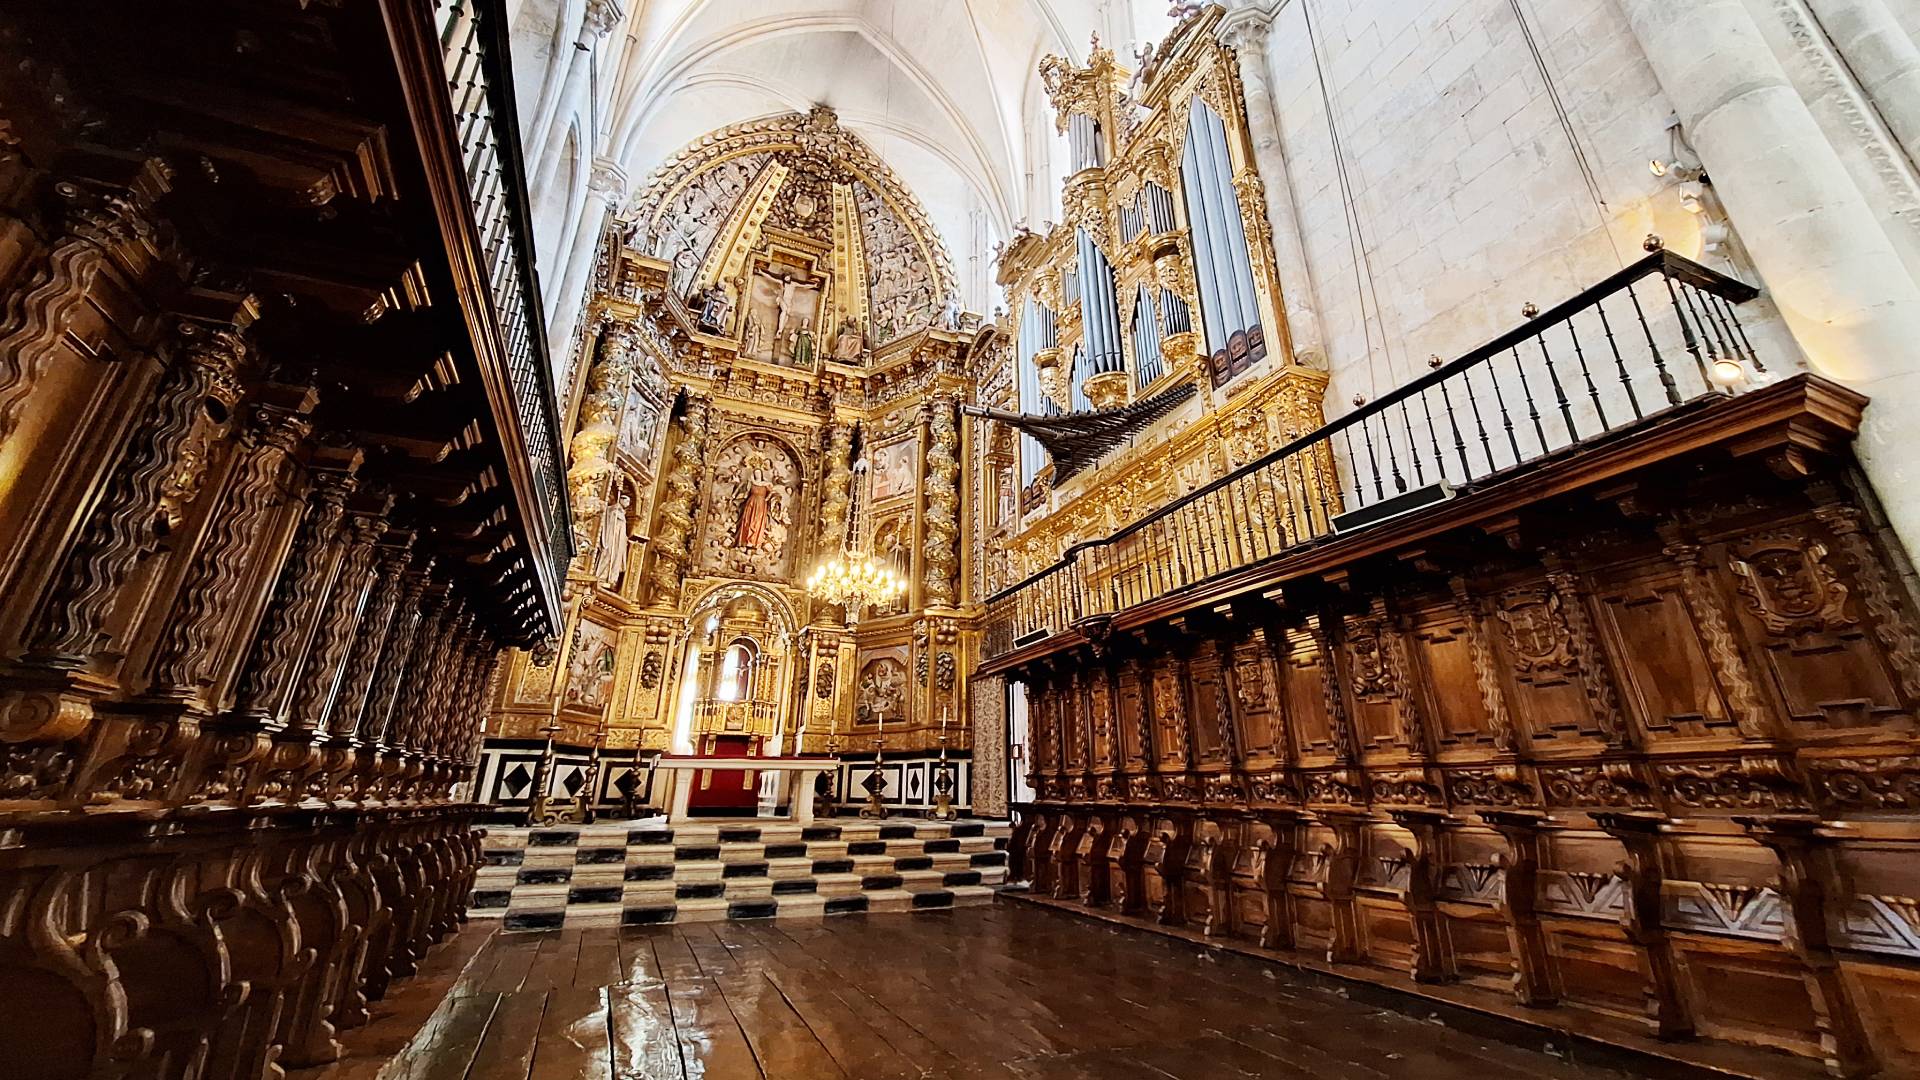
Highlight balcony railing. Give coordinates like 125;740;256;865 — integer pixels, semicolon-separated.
983;250;1766;660
434;0;574;602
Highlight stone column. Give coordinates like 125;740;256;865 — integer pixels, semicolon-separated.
528;0;624;207
1618;0;1920;559
546;158;627;361
1217;4;1326;369
1806;0;1920;170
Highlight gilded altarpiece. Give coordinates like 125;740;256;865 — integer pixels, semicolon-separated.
484;109;987;811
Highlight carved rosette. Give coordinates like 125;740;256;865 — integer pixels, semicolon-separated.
647;393;709;605
923;397;960;606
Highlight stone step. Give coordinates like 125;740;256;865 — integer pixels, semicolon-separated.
470;817;1012;931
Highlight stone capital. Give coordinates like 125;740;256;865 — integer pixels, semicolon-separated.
1216;1;1281;54
583;0;624;39
589;157;629;203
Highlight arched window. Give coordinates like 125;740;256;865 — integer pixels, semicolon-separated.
1181;98;1265;387
716;641;756;701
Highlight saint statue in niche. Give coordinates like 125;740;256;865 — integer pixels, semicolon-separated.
695;283;731;331
831;316;865;362
592;483;633;585
791;326;814;366
733;451;777;550
742;311;764;356
700;435;801;577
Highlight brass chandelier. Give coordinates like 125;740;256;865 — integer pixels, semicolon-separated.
805;454;905;612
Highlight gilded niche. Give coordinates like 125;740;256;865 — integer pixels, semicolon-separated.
698;434;803;580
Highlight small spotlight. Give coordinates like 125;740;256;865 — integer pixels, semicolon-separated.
1709;356;1745;388
1649;158;1669;178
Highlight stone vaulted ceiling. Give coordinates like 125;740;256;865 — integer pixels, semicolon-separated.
598;0;1179;264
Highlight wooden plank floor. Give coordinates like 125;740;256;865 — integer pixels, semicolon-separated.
326;905;1664;1080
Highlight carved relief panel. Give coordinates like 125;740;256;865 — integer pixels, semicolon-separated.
1116;659;1148;769
1725;530;1912;734
1148;654;1190;770
1489;583;1610;746
1228;631;1282;764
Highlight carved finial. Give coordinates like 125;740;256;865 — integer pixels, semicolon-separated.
1644;233;1665;252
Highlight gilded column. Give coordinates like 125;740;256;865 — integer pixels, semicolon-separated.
648;392;709;605
923;396;960;608
817;420;854;556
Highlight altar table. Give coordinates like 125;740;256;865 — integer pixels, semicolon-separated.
653;754;840;825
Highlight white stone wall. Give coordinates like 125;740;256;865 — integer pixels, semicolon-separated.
1236;0;1920;556
1256;0;1729;413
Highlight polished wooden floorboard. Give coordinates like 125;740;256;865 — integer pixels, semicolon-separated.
308;904;1650;1080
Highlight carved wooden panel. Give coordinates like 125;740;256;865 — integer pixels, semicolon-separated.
1723;529;1914;734
1149;655;1189;770
1592;568;1740;739
1405;602;1497;750
1279;631;1337;759
1227;632;1282;763
1185;647;1230;766
1488;582;1609;746
1116;660;1147;768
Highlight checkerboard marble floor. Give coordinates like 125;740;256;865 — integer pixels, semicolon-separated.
471;817;1012;930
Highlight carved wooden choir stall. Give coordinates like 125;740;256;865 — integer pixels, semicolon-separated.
0;2;568;1078
974;11;1920;1078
